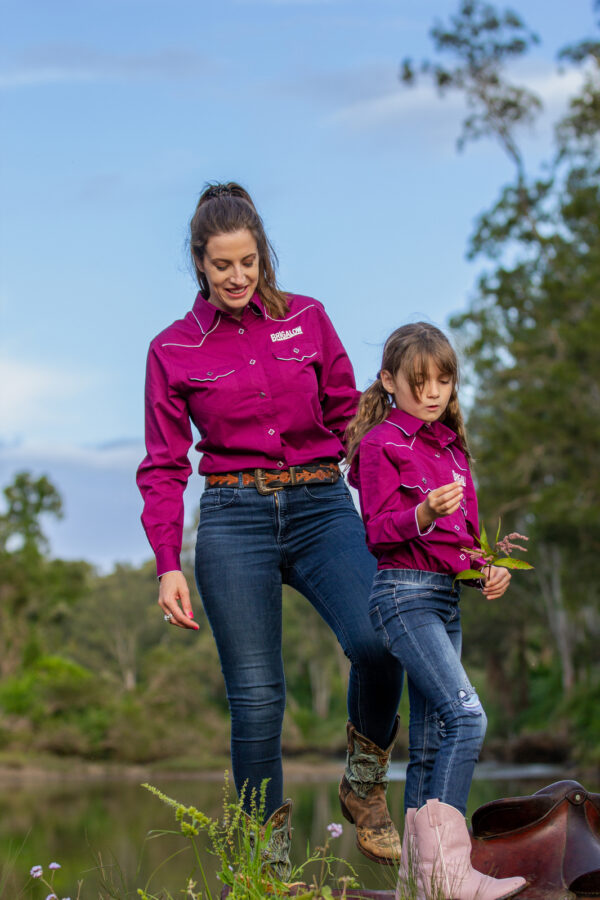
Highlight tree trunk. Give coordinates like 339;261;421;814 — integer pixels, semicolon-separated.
536;543;575;695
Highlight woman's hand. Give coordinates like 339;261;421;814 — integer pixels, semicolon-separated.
159;571;200;630
482;565;511;600
417;482;463;531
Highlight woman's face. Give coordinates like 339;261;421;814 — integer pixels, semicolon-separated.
200;229;259;319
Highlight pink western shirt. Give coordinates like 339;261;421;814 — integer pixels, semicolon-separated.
137;291;360;575
349;408;481;576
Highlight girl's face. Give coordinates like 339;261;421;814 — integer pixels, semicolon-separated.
381;361;453;423
200;228;259;319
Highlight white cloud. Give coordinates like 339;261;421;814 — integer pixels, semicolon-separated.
0;46;208;89
326;59;587;143
0;357;96;437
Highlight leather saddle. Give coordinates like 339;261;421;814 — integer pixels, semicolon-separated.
470;780;600;900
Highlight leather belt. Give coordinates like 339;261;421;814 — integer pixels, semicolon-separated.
205;462;340;495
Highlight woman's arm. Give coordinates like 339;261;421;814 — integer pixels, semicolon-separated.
136;342;193;577
314;305;361;447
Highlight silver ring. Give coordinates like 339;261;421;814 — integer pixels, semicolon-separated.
164;612;174;622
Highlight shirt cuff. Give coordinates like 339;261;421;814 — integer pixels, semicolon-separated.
414;506;436;537
155;546;182;578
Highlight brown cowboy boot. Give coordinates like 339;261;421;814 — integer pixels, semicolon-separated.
339;717;402;865
243;798;295;882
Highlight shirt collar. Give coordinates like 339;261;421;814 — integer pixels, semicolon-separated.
385;407;457;448
191;291;265;333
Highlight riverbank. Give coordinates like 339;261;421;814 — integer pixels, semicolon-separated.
0;750;592;787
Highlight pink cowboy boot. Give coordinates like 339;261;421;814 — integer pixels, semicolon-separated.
396;808;418;900
411;799;526;900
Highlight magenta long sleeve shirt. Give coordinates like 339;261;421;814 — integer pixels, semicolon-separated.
137;292;360;575
349;408;481;576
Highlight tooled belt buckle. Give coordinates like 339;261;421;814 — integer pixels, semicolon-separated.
254;468;283;495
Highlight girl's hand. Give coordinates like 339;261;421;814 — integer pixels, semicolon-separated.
482;565;511;600
159;571;200;630
417;482;463;530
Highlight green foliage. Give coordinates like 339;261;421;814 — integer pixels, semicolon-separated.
0;471;62;556
453;523;533;583
136;778;359;900
405;0;600;755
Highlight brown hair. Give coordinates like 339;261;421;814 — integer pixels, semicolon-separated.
189;182;289;319
346;322;472;463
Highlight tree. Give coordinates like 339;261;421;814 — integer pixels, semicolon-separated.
401;1;600;745
0;471;62;556
0;472;89;676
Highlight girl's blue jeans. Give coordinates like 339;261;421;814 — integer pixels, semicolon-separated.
195;478;403;818
369;569;487;814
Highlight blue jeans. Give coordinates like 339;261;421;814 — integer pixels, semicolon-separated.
195;478;403;818
369;569;487;815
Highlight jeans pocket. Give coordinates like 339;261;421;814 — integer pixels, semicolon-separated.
199;488;239;513
393;586;435;606
303;481;349;502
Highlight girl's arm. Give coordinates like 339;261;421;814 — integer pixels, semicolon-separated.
358;438;437;546
416;482;464;530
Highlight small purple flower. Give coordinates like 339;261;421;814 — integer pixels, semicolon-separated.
45;894;58;900
30;865;43;878
49;862;61;870
327;822;343;838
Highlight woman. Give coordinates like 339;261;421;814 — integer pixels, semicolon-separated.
136;182;403;876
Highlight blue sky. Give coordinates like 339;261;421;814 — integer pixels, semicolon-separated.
1;0;597;570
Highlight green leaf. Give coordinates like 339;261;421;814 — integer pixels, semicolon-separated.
495;518;502;545
453;568;484;583
493;557;535;570
478;522;492;556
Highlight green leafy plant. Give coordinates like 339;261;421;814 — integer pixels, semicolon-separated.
138;775;359;900
454;522;534;585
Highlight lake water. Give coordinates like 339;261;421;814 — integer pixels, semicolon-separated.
1;763;594;898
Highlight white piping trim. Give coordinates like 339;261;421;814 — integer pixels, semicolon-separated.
162;316;221;349
386;420;414;437
191;309;206;334
399;481;430;495
189;369;235;383
273;351;317;362
414;506;436;535
445;445;467;471
384;437;417;451
264;304;315;322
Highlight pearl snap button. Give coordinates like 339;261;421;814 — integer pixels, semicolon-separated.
250;359;256;365
268;428;275;435
238;328;245;335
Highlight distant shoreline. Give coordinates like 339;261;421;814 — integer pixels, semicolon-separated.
0;754;345;785
0;753;587;787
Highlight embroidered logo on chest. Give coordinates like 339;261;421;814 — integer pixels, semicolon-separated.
452;470;466;487
270;325;303;342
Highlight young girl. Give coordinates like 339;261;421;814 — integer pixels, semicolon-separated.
346;323;526;900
